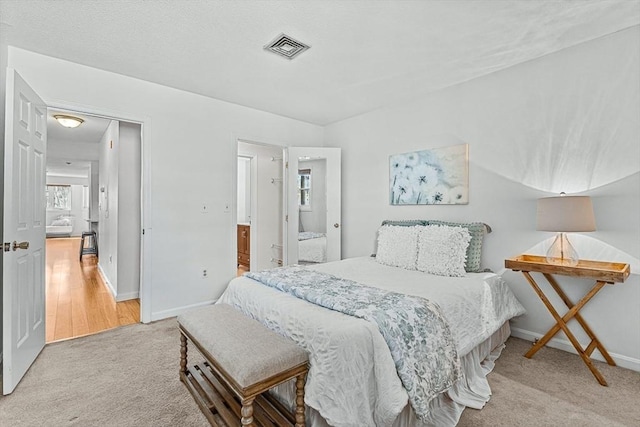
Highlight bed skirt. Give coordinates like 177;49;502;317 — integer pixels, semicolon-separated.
272;321;511;427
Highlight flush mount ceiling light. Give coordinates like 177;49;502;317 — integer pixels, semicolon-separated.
264;33;310;60
54;114;84;128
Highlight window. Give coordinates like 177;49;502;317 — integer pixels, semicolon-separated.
298;169;311;210
46;185;71;210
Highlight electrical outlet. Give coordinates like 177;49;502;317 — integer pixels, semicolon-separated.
202;269;208;278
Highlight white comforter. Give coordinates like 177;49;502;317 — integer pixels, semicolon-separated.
218;257;525;427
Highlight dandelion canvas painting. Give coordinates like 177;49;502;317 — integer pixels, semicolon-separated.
390;144;468;205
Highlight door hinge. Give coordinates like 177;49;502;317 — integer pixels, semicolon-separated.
3;242;10;252
285;215;288;222
285;161;288;169
142;229;145;235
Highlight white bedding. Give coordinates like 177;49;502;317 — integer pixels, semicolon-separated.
218;257;525;426
298;235;327;263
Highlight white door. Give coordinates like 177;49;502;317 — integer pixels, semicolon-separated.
3;69;47;394
284;147;341;265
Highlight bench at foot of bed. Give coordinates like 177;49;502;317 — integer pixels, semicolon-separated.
178;303;309;427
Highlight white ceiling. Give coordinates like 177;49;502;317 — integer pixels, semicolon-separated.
45;109;110;177
46;158;92;179
47;109;112;145
1;1;639;125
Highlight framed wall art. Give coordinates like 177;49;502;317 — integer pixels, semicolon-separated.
390;144;468;205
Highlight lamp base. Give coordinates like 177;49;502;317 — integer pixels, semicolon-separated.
545;232;579;266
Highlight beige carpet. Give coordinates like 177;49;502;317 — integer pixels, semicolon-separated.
0;319;638;426
0;319;207;426
458;338;640;427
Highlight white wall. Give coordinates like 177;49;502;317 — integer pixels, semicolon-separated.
117;122;141;300
96;121;141;301
89;161;99;221
5;47;324;322
238;142;284;271
70;185;88;236
324;28;640;370
98;120;119;294
47;138;100;161
299;158;326;233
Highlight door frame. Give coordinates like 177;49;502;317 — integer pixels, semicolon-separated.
46;99;152;323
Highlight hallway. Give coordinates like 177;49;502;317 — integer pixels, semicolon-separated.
46;237;139;342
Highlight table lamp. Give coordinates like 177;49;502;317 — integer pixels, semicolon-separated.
536;193;596;266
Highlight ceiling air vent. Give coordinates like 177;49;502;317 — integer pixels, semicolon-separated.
264;33;310;60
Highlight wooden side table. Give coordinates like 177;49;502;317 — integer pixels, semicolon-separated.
505;254;630;386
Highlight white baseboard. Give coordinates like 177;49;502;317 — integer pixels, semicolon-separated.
510;327;640;373
96;265;139;302
97;263;117;299
115;291;139;302
150;299;217;322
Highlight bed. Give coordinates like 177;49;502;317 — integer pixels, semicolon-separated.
298;231;327;263
46;216;73;237
218;234;525;427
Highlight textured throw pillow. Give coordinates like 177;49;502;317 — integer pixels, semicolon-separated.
417;225;471;277
375;225;420;270
426;220;489;272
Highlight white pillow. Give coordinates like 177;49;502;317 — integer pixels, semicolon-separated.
417;225;471;277
375;225;419;270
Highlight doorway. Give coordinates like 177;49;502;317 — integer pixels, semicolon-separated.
236;140;284;274
45;108;141;342
3;70;150;394
237;155;252;276
234;142;342;273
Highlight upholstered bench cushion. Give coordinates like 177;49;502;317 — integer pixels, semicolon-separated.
178;303;308;390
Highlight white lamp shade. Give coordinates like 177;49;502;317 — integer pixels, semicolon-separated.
537;196;596;232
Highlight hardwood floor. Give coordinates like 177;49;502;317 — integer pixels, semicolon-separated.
46;237;139;343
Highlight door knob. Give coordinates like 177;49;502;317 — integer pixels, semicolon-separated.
12;241;29;251
334;223;340;228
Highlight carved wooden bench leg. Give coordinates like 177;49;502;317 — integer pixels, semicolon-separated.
179;333;188;375
295;372;306;427
241;398;255;426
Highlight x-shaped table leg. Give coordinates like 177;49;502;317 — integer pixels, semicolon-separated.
520;271;612;386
